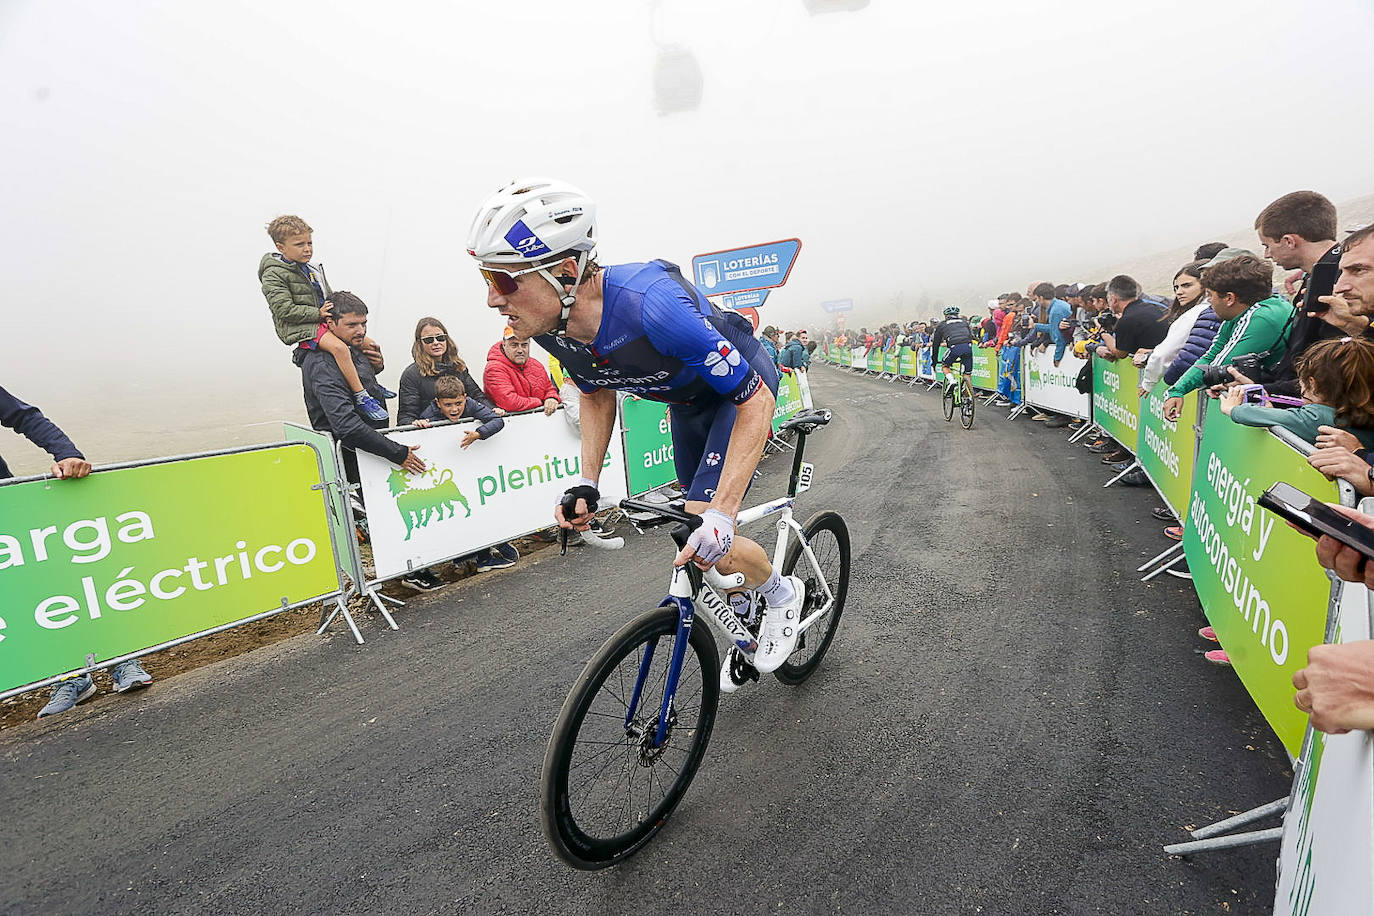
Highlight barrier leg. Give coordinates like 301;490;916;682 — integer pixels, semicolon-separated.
1164;827;1283;856
1068;421;1098;444
317;595;365;645
1141;549;1187;582
1103;459;1140;487
1188;796;1290;839
367;587;402;630
1006;402;1029;420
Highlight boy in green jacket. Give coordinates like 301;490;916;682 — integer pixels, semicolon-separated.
259;215;391;420
1163;252;1293;421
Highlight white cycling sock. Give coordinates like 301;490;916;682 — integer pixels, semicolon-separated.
756;570;795;607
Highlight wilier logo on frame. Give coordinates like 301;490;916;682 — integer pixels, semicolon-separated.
387;467;471;540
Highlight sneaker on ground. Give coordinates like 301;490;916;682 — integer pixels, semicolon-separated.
1087;442;1113;453
1164;525;1183;541
1102;451;1130;464
1198;625;1218;642
1031;412;1052;421
494;542;520;564
1165;560;1192;580
1151;507;1175;521
401;569;444;590
753;575;806;674
719;646;759;694
475;549;515;572
1044;416;1071;428
37;675;96;719
1204;649;1231;666
1110;460;1133;472
111;659;153;693
354;391;389;421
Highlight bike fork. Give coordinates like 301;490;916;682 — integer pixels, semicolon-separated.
632;567;700;748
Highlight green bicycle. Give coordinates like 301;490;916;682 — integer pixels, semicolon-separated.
941;367;976;429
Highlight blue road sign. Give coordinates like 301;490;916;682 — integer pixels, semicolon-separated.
821;298;853;313
722;289;770;310
691;238;801;296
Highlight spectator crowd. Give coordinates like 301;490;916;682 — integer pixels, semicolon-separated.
812;190;1374;733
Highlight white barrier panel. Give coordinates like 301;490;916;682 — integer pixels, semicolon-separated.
1021;349;1091;420
355;411;629;582
798;371;814;410
1275;554;1374;914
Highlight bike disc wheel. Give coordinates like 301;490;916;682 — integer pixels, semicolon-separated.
960;381;976;429
541;607;720;869
942;385;955;421
775;511;851;685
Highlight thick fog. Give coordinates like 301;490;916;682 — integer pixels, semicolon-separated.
3;0;1373;471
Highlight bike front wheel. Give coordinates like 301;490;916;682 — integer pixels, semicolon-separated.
775;511;851;686
541;607;721;870
942;384;955;421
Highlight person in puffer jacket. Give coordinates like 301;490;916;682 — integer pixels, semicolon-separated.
1163;305;1223;386
483;330;561;415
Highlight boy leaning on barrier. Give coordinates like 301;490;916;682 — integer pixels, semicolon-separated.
0;386;154;718
260;215;394;421
413;375;520;574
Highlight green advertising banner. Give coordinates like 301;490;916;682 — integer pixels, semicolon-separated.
866;349;883;372
621;397;676;495
1136;384;1200;521
1091;356;1141;455
773;371;807;432
0;445;340;696
970;347;997;390
897;346;920;378
1182;400;1336;755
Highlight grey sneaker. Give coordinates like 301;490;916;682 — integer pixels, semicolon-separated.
111;659;153;693
37;675;96;718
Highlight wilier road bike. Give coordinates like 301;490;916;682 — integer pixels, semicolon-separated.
540;408;851;869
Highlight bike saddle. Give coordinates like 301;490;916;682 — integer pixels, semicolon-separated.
778;408;833;433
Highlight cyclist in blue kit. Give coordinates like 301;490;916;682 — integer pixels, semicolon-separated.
466;178;805;685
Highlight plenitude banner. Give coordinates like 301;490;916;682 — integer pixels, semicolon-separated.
1136;384;1200;521
970;347;998;390
621;397;676;496
1182;400;1335;755
1021;349;1090;419
356;411;629;582
1091;356;1141;455
1274;560;1374;916
0;445;341;697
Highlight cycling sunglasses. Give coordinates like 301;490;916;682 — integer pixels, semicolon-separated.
479;263;548;295
420;334;447;344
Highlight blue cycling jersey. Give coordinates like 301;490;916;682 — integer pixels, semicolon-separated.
535;261;778;407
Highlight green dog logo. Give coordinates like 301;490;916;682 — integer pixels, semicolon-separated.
387;467;471;540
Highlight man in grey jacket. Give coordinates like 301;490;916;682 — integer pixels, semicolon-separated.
297;292;438;589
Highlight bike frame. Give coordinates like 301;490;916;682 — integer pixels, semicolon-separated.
629;439;838;749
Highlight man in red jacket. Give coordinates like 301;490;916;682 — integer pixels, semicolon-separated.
483;328;561;415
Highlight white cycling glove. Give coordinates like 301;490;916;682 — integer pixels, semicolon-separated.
684;508;736;566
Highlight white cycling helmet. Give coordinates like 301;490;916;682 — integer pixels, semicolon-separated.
467;178;597;337
467;177;597;265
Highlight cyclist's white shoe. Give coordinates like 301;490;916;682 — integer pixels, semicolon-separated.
719;647;759;694
753;575;805;674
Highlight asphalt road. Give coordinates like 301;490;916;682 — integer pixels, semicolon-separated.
1;367;1292;915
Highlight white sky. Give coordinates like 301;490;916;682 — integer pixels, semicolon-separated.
2;0;1373;468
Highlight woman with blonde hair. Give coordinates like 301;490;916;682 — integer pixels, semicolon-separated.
397;317;500;426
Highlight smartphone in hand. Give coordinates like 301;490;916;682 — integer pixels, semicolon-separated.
1258;482;1374;560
